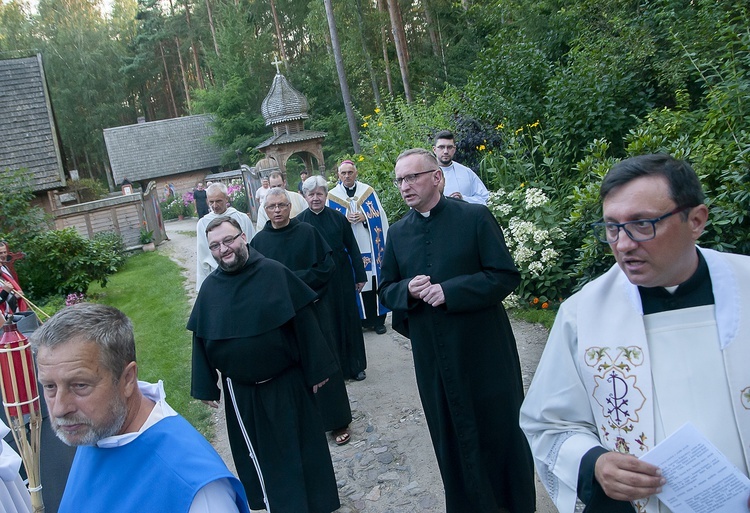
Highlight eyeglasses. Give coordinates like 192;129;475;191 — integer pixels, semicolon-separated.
393;169;438;188
591;206;692;243
435;145;455;151
208;232;243;252
264;202;290;211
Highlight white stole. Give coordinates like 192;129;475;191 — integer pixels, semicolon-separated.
576;248;750;513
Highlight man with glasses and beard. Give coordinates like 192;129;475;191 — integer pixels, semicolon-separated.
31;303;249;513
188;216;341;513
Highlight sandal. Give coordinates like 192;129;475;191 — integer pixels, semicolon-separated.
332;429;351;446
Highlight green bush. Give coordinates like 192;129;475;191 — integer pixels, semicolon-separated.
488;185;572;306
160;198;194;220
0;168;50;247
17;228;126;298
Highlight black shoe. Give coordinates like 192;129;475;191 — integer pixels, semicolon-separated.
374;325;387;335
354;371;366;381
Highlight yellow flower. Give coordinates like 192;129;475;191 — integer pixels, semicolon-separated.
478;144;486;151
364;115;372;120
374;108;380;114
377;122;382;126
530;120;540;128
496;123;504;130
358;155;365;162
515;127;523;134
520;182;525;188
362;122;369;128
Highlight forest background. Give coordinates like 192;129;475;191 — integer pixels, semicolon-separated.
0;0;748;308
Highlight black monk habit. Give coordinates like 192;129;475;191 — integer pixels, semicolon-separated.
297;206;368;379
251;218;353;431
188;246;340;513
193;188;208;218
379;197;536;513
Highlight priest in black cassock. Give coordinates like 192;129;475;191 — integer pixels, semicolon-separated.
297;175;369;381
188;216;341;513
379;148;536;513
251;188;354;446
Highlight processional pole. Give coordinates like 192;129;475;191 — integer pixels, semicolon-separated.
0;318;44;512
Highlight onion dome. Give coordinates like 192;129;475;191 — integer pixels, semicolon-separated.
260;73;310;126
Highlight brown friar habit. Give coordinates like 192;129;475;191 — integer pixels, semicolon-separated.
250;218;352;431
379;197;536;513
188;246;340;513
297;207;368;379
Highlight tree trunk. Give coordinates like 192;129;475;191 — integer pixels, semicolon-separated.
355;0;381;107
422;0;440;58
377;0;394;96
386;0;412;102
269;0;288;64
205;0;220;56
175;36;192;113
323;0;361;153
159;41;178;117
183;0;205;89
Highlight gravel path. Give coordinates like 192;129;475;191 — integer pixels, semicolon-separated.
161;217;557;513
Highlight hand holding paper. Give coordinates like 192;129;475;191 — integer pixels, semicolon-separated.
640;423;750;513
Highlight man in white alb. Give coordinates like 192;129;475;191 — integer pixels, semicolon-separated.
520;154;750;513
432;130;489;205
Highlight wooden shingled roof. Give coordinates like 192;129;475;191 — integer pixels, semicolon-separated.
0;55;66;192
103;114;224;185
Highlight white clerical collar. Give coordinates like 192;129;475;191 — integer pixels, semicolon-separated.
311;209;324;216
417;210;431;217
96;380;177;448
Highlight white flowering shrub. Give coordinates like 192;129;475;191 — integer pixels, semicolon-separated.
488;186;572;309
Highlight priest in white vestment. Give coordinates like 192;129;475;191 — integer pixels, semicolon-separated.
520;154;750;513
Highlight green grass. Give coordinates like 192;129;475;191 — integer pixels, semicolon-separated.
510;307;556;330
87;252;213;437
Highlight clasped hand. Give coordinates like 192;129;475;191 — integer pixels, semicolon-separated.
408;275;445;306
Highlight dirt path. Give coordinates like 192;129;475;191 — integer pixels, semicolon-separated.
161;218;557;513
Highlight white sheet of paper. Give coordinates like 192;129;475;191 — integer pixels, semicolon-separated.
640;422;750;513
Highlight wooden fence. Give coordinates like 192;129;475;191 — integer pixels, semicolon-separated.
52;184;165;249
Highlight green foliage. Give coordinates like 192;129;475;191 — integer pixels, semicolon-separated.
159;197;194;220
227;180;248;214
488;186;572;304
464;38;551;128
139;227;154;244
510;306;557;330
17;228;126;298
0;169;50;247
64;178;109;202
